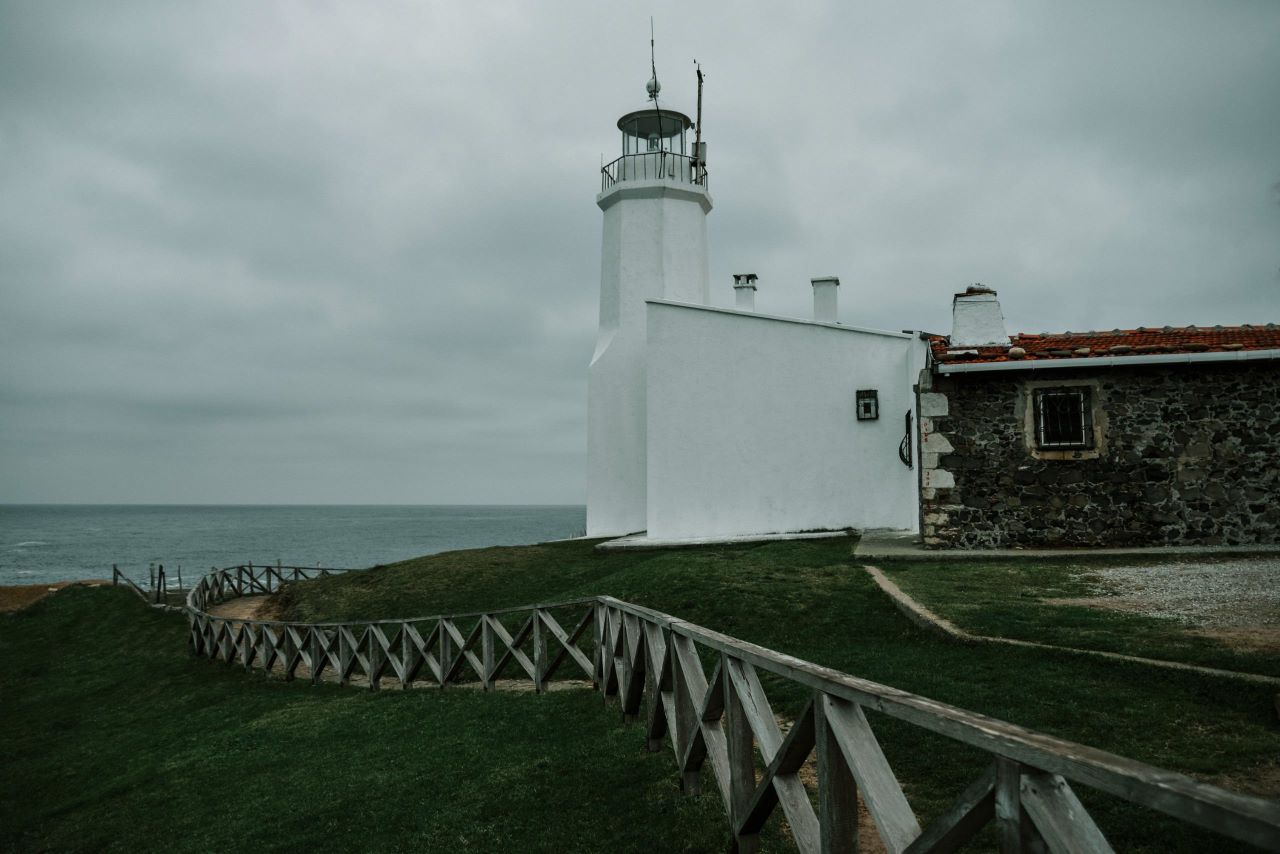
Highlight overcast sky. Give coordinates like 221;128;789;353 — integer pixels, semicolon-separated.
1;1;1277;504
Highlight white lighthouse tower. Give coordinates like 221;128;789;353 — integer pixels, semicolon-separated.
586;67;712;536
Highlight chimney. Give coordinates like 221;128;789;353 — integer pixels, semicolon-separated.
811;276;839;323
950;284;1009;347
732;273;758;311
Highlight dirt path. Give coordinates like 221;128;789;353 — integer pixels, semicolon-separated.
207;595;273;621
0;580;112;614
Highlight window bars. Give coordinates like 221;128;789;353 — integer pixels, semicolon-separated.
1033;387;1093;449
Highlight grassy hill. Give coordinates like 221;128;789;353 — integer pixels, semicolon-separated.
3;537;1277;852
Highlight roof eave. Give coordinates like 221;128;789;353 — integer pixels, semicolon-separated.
935;348;1280;374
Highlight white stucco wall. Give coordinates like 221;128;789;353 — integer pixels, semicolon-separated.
645;301;926;539
586;181;712;536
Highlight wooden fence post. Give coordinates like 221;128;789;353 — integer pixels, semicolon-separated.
219;619;233;664
592;602;605;690
368;629;383;692
338;628;352;686
195;615;207;657
672;638;701;795
620;614;645;722
398;623;413;690
533;610;547;693
241;624;252;670
723;654;760;853
816;693;859;854
309;629;323;685
996;757;1042;853
482;616;495;690
438;619;451;688
643;624;669;753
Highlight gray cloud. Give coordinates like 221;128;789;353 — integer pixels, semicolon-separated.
1;0;1277;503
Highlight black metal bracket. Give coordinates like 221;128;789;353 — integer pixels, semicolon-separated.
898;410;913;469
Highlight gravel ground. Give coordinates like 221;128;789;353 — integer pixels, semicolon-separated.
1075;559;1280;628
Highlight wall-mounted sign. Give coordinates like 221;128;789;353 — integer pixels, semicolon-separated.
856;389;879;421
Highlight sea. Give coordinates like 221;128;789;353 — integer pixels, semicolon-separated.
0;505;586;588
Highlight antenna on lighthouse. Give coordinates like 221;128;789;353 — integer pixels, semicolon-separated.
694;60;704;169
647;18;665;149
647;18;659;101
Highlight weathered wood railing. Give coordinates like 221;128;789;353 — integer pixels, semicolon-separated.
185;567;1280;853
112;565;152;601
187;563;357;612
113;564;185;609
186;564;596;691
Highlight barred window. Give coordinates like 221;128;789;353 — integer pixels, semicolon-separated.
1033;387;1093;449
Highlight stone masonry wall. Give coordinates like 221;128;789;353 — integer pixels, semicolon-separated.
919;362;1280;548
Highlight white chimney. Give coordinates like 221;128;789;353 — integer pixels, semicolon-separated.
811;276;839;323
950;285;1009;347
732;273;758;311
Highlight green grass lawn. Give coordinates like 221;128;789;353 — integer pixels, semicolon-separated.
0;586;740;853
3;538;1278;852
274;537;1279;850
877;556;1280;679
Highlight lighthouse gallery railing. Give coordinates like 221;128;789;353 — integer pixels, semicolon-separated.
601;151;708;192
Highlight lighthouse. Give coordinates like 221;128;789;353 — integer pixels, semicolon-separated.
586;67;712;536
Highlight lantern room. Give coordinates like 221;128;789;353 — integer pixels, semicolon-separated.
602;104;707;191
617;108;691;156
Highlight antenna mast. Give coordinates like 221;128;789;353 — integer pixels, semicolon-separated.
649;18;657;96
647;18;664;147
694;61;704;168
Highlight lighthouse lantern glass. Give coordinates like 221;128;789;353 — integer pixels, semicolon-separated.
620;114;686;156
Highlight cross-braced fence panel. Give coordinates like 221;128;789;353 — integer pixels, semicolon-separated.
183;571;1280;853
591;596;1280;853
187;565;596;694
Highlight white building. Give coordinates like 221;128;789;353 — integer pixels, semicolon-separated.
587;80;929;541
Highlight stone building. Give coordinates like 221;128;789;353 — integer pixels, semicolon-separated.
919;287;1280;548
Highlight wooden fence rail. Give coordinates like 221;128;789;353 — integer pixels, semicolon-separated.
184;566;1280;853
112;565;151;601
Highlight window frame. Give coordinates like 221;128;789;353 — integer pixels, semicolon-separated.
1019;378;1106;461
1032;387;1094;450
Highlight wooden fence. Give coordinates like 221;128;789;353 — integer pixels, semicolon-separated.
185;565;1280;853
186;564;595;691
112;565;152;601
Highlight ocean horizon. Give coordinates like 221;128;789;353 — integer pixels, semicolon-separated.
0;504;586;587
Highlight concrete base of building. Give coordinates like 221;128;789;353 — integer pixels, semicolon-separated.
855;528;1280;561
596;529;853;552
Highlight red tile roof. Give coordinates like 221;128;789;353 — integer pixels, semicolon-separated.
929;325;1280;366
